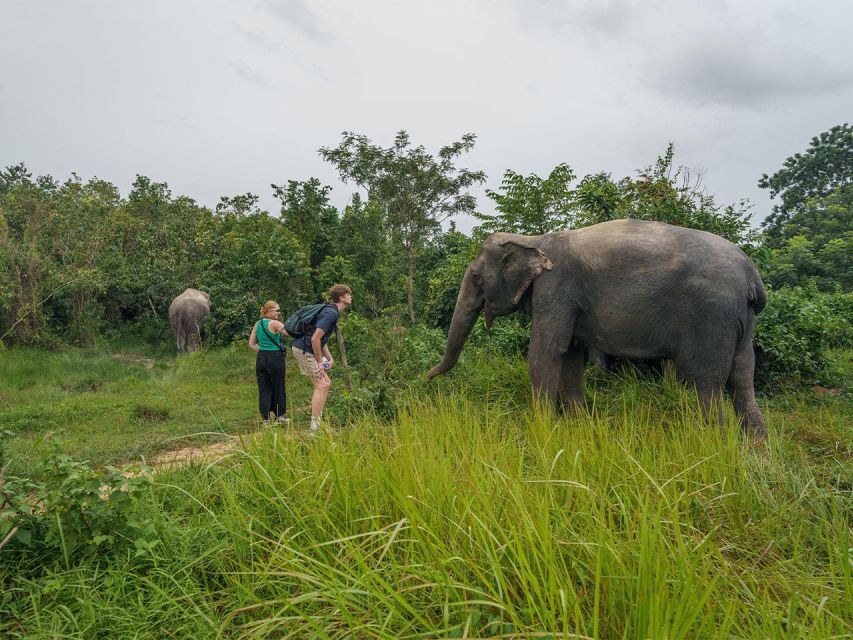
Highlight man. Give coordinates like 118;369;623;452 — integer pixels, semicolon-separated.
290;284;352;432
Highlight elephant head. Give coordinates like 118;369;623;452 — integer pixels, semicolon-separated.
427;234;553;379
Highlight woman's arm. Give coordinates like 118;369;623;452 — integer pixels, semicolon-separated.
248;322;260;353
270;320;288;336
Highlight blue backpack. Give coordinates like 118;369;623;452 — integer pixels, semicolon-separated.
284;303;336;339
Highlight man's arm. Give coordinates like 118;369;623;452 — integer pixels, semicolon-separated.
311;329;326;374
322;344;334;367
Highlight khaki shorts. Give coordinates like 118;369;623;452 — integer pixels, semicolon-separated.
292;347;323;378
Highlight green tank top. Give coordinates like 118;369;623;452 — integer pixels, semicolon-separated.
256;319;282;351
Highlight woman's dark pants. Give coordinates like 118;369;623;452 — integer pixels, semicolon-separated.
256;350;287;420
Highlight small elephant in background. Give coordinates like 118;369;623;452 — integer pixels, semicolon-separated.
427;219;768;439
168;288;211;354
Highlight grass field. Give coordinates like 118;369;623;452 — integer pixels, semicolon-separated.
1;343;851;638
0;342;318;473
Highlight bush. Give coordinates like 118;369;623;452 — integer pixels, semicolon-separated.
468;315;531;354
754;285;851;387
0;441;156;573
324;314;447;421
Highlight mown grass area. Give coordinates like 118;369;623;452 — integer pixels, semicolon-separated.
1;345;851;638
0;343;316;473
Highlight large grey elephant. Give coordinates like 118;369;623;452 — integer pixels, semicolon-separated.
427;219;767;439
168;288;211;354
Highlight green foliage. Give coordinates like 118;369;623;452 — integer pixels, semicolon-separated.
468;315;531;354
423;249;474;330
582;144;756;246
759;184;853;291
474;163;576;234
477;146;756;247
271;178;339;279
760;123;853;240
0;165;316;348
418;227;479;329
333;193;401;316
0;442;155;572
573;171;622;221
325;314;446;419
200;209;312;343
754;285;853;387
320;130;486;323
3;374;850;637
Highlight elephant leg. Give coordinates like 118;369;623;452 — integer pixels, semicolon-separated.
187;329;198;353
726;339;767;440
558;344;585;412
696;382;725;431
675;349;731;432
176;329;186;354
188;321;202;353
528;331;565;411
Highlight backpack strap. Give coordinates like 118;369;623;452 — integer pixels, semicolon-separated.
306;303;339;336
258;319;286;353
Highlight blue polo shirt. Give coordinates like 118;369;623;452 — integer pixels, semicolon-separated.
291;305;339;353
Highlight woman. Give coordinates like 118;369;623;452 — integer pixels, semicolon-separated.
248;301;290;424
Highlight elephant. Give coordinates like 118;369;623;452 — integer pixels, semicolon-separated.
168;288;211;354
427;219;768;439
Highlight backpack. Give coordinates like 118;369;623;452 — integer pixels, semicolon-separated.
284;303;336;339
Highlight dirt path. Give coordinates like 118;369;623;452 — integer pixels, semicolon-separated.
111;352;155;370
148;435;253;471
144;420;314;475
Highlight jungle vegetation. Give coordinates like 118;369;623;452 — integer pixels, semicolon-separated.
0;125;850;638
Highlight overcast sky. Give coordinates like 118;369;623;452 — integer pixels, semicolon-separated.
2;0;851;232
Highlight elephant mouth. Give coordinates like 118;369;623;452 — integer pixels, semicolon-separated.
484;309;494;330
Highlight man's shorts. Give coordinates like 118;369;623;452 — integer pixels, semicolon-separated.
292;347;322;378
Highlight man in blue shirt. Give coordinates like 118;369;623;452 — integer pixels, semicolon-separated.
291;284;353;432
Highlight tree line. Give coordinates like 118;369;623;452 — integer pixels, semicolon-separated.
1;125;850;368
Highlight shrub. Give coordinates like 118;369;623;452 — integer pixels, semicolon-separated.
468;315;531;354
754;285;851;387
0;441;156;573
324;314;447;421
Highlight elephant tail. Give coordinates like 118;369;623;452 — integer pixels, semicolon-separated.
747;277;766;315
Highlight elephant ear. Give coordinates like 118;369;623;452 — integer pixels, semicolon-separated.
499;240;554;304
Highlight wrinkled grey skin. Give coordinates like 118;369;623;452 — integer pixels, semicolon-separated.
427;219;767;439
168;288;211;354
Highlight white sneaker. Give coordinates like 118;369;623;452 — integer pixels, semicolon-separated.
277;416;291;426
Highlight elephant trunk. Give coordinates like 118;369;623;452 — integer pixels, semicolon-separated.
427;268;483;380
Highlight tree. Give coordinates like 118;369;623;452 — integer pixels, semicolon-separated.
334;193;398;316
215;192;262;218
0;168;60;345
580;144;756;246
320;130;485;324
473;163;576;234
271;178;339;273
52;175;120;345
759;123;853;242
573;172;622;223
760;184;853;291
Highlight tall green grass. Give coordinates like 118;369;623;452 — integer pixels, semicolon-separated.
3;380;850;638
